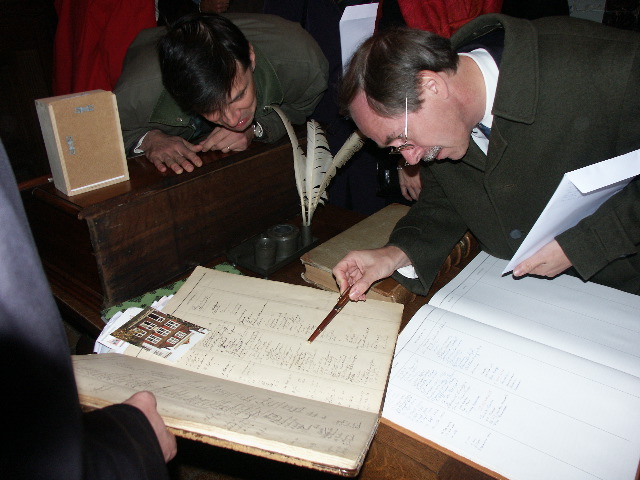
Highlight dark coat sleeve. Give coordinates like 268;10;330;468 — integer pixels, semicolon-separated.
0;140;169;480
388;164;469;295
83;405;169;480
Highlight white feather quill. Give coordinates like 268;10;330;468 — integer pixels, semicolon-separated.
269;106;365;226
304;120;332;220
268;106;307;223
309;129;365;216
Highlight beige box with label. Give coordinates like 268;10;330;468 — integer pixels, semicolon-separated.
35;90;129;196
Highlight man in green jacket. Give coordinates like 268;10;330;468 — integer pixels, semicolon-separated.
115;13;328;174
333;14;640;298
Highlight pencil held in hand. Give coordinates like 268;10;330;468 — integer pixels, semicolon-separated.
307;285;353;343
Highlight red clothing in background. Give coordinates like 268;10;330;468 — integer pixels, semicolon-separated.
389;0;503;37
53;0;156;95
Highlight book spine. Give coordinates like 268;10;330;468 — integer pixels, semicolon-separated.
435;232;478;280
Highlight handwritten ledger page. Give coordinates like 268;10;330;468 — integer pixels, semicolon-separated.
383;253;640;480
73;267;403;475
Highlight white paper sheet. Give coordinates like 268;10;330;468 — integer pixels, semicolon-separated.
384;252;640;480
383;306;640;480
339;3;379;74
504;148;640;273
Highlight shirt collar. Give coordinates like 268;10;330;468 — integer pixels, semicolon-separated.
459;48;498;129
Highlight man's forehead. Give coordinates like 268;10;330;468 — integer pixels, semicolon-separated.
349;92;378;126
350;92;401;146
350;90;370;109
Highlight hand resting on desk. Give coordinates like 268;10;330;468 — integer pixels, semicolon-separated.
197;124;255;155
141;126;255;174
141;129;204;174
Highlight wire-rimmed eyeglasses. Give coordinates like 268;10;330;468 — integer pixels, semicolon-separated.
389;98;415;155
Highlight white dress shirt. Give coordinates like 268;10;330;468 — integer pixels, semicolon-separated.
396;48;498;280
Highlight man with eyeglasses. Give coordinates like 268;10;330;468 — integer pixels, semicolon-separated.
333;13;640;300
115;13;328;174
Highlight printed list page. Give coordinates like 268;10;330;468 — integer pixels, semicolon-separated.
429;252;640;377
125;267;404;413
382;305;640;480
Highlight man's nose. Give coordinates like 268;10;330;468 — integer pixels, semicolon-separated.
401;149;420;165
203;106;241;127
220;106;241;127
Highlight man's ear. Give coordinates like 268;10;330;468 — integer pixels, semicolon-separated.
419;70;449;99
249;43;256;71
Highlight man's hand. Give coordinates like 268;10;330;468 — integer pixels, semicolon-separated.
123;391;177;463
198;125;254;154
332;246;410;301
513;239;572;279
398;163;422;201
141;130;203;174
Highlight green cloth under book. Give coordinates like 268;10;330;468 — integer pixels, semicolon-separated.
101;263;243;321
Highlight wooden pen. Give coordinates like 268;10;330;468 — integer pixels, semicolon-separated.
307;285;353;343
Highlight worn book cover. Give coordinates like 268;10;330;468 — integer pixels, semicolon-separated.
300;203;415;304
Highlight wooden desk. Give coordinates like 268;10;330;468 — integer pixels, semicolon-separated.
23;144;489;478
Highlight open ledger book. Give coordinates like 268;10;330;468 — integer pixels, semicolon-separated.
72;267;403;476
383;252;640;480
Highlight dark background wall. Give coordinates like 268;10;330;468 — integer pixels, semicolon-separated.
0;0;56;183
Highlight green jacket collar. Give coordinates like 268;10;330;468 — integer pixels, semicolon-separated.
451;14;538;172
452;14;538;126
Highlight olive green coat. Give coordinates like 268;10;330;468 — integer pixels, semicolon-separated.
390;14;640;295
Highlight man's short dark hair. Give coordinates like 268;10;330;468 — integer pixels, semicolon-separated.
339;27;459;117
158;13;252;116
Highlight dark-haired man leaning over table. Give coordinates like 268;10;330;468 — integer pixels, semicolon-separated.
115;12;328;174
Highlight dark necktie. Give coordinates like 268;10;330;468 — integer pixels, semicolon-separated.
477;123;491;139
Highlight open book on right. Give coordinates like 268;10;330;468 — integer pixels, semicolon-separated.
383;252;640;480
